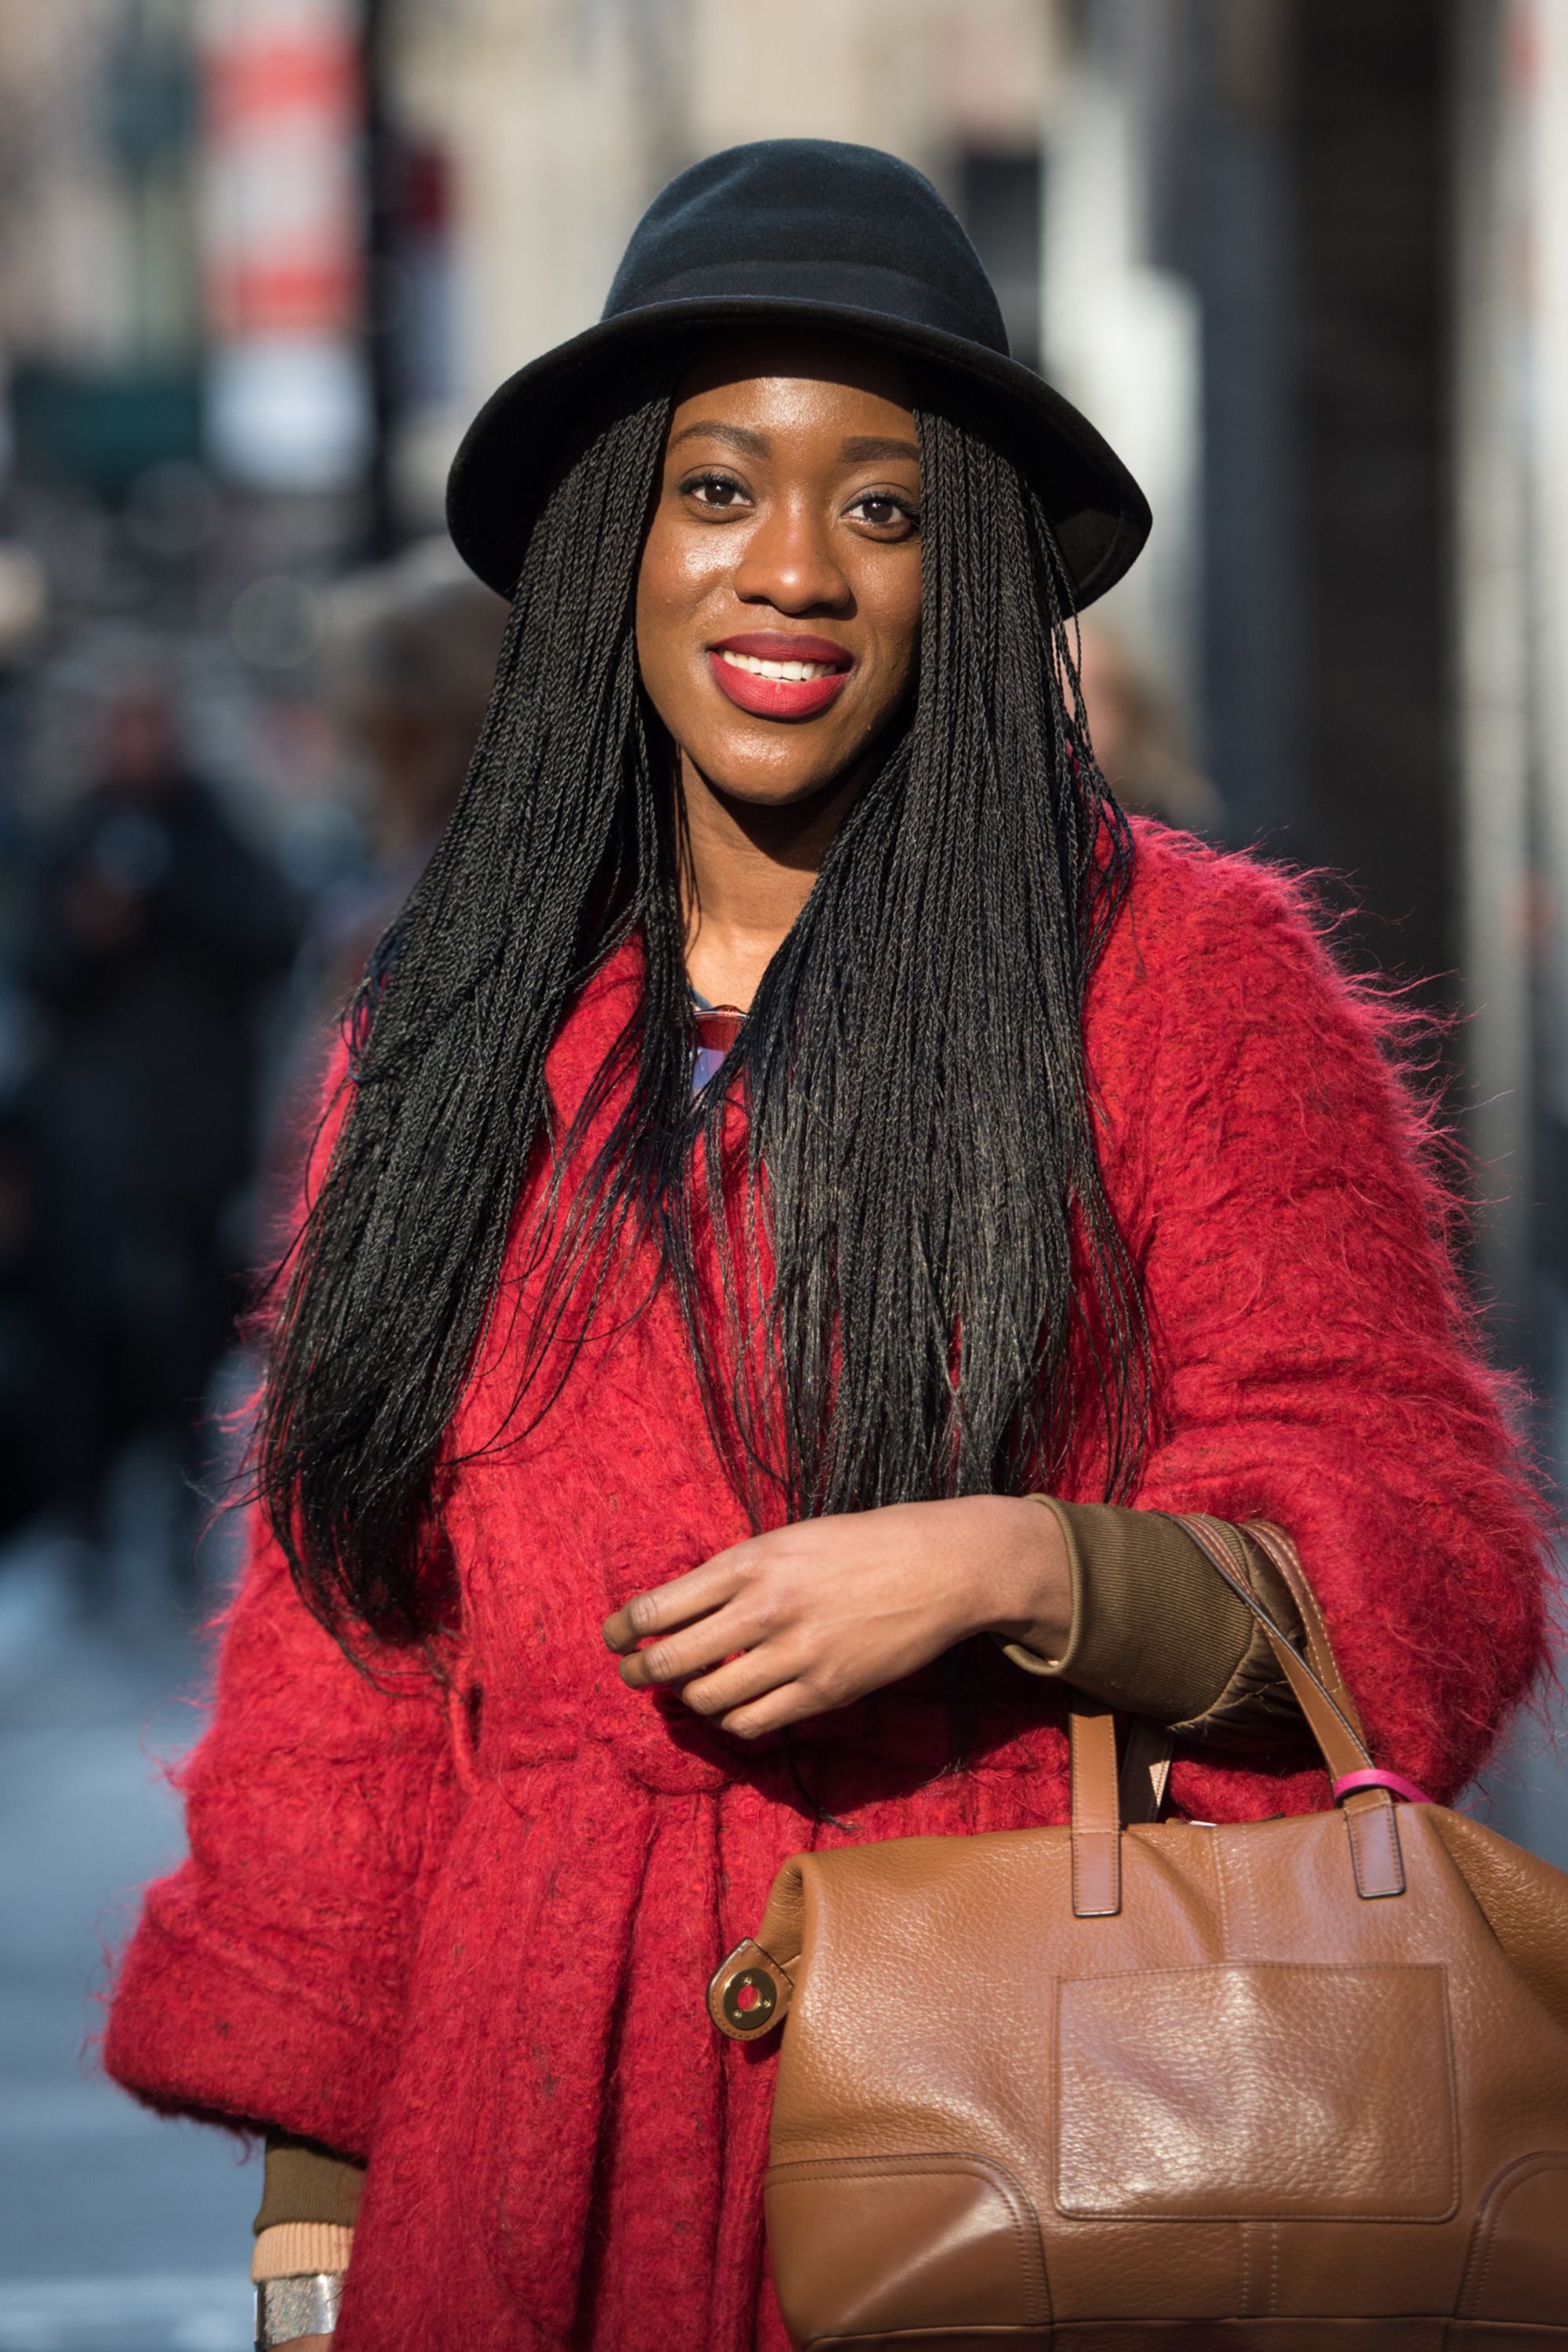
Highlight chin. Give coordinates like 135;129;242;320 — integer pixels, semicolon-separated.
694;731;858;806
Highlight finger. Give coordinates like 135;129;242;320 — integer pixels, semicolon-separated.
717;1680;833;1742
601;1548;749;1654
617;1595;768;1690
676;1642;800;1720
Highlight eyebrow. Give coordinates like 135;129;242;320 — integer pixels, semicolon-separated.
668;421;919;466
840;434;920;464
668;421;768;457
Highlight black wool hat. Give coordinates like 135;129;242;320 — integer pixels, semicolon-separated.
446;139;1150;613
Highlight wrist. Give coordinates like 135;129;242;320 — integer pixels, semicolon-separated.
958;1494;1073;1658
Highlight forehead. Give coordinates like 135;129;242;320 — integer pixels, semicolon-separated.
669;329;915;440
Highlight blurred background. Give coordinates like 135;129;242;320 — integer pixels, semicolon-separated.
0;1;1563;2343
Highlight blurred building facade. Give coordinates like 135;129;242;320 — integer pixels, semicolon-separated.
0;1;202;499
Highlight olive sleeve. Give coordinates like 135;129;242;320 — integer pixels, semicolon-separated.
250;2132;365;2284
254;2133;365;2234
998;1498;1309;1750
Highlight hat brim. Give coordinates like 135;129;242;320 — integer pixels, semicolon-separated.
445;296;1151;615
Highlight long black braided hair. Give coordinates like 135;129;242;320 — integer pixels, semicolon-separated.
259;358;1149;1642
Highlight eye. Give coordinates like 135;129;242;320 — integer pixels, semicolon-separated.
847;491;920;535
681;470;751;512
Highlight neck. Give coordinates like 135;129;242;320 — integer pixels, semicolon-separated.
677;747;868;1010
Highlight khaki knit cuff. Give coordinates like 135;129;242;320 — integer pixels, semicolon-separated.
998;1496;1256;1722
251;2221;354;2282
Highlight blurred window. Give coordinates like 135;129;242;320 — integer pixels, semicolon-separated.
956;149;1043;372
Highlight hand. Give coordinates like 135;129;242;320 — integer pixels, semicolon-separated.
602;1494;1070;1740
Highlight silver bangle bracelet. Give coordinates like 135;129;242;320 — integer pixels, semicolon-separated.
255;2271;344;2347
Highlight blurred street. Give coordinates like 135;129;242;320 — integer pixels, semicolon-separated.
0;1549;252;2352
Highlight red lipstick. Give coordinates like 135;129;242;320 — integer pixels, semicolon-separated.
707;630;852;722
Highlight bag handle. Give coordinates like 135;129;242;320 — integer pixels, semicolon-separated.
1068;1513;1410;1916
1169;1516;1385;1788
1221;1519;1369;1738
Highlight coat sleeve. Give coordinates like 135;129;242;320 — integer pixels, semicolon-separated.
1105;841;1550;1813
103;1498;464;2158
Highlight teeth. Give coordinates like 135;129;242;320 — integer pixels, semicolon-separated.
717;650;840;681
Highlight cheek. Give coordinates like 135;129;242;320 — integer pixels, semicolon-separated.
634;528;688;713
634;517;723;713
862;561;924;718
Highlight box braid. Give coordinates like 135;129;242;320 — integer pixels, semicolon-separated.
259;361;1148;1644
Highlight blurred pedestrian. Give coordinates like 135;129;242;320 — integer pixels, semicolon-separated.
1076;617;1222;830
306;540;507;1014
18;669;298;1607
258;543;506;1243
0;1109;49;1539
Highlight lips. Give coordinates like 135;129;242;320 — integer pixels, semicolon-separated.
707;630;852;722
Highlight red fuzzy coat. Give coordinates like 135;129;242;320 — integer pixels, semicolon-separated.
104;823;1548;2351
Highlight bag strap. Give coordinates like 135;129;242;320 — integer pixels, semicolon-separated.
1167;1515;1374;1783
1230;1517;1369;1744
1069;1705;1124;1917
1068;1512;1408;1915
1168;1513;1408;1903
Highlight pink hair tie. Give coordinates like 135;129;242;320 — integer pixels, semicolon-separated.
1333;1767;1432;1807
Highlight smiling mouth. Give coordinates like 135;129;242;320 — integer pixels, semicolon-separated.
714;648;843;683
706;635;853;721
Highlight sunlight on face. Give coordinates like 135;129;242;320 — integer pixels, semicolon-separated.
635;332;923;808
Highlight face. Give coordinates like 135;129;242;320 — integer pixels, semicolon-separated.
635;333;923;808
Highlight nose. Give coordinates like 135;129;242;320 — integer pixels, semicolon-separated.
731;494;851;615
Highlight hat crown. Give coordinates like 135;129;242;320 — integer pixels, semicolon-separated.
602;139;1011;358
449;140;1149;612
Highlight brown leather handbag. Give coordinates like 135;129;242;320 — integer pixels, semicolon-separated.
708;1519;1568;2348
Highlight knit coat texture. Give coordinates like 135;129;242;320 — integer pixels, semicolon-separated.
103;821;1548;2352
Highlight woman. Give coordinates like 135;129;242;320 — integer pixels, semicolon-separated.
105;143;1546;2352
